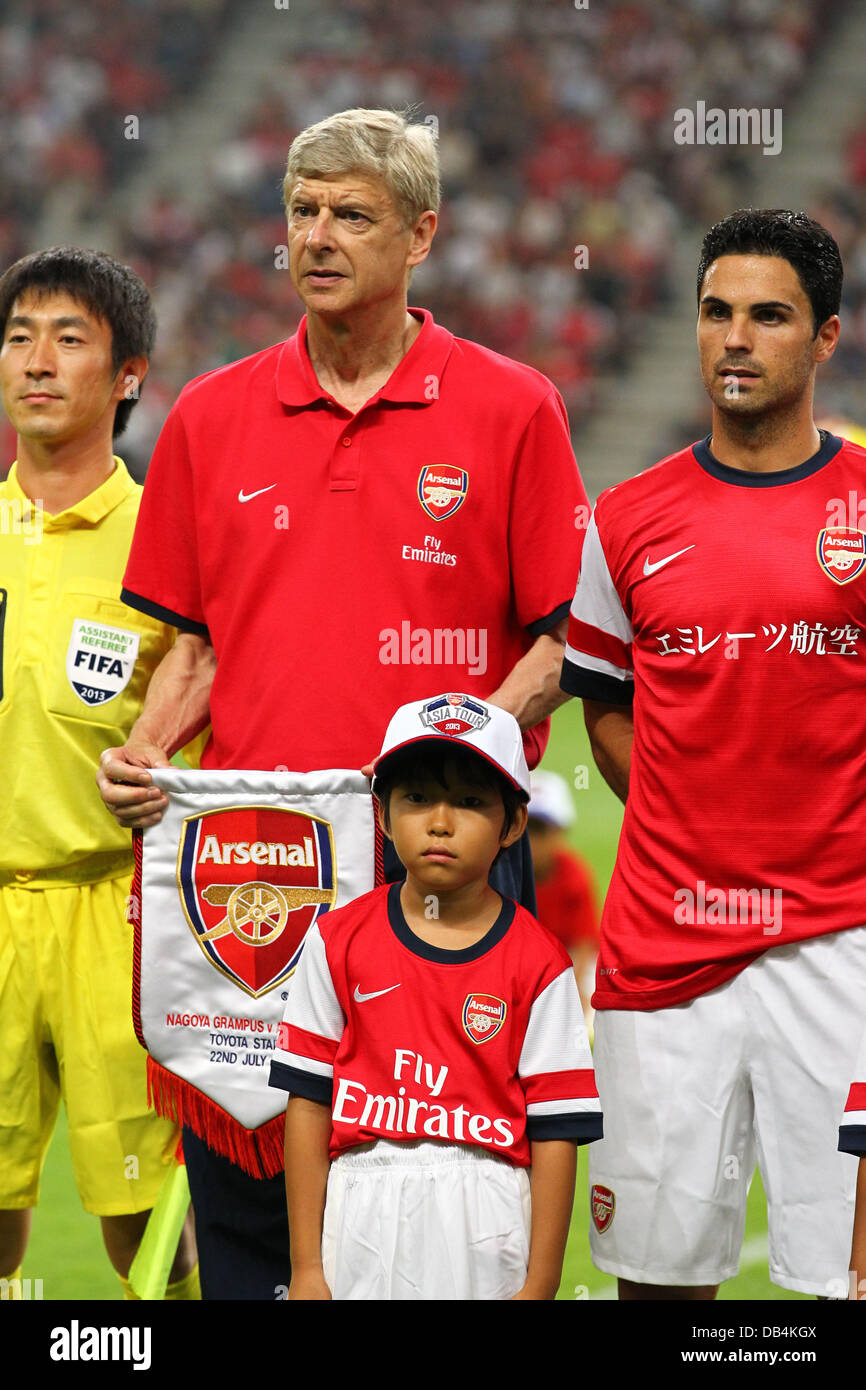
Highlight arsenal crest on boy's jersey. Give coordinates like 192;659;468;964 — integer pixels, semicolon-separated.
177;804;336;998
462;993;507;1044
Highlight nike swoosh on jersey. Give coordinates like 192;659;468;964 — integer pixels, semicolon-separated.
642;544;696;576
353;983;402;1003
237;484;277;503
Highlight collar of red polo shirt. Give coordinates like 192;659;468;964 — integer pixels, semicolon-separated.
275;308;454;407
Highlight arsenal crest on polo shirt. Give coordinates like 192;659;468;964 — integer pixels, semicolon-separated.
817;527;866;584
417;464;468;521
176;805;336;998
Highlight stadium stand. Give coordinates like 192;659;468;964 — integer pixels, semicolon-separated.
0;0;850;476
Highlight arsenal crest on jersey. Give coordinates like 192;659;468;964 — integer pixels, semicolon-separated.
419;693;491;738
591;1184;615;1234
817;527;866;584
177;805;336;998
462;993;506;1044
417;464;468;521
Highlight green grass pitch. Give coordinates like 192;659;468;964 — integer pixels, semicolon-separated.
20;701;806;1300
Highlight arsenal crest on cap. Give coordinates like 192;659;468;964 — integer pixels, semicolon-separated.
817;527;866;584
177;805;336;998
417;464;468;521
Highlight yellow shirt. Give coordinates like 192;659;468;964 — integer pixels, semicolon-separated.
0;458;178;885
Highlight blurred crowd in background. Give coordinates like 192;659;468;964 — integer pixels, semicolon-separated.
1;0;865;474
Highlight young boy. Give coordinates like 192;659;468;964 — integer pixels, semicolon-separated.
840;1029;866;1299
269;693;602;1300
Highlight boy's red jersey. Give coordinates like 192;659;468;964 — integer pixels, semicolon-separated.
270;883;602;1167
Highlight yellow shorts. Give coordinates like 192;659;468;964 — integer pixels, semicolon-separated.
0;876;179;1216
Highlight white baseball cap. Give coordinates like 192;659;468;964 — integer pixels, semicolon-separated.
528;769;575;828
371;693;531;798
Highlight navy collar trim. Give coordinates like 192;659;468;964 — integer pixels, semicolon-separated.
693;431;843;487
386;880;515;963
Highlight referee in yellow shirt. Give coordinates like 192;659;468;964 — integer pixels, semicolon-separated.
0;247;198;1299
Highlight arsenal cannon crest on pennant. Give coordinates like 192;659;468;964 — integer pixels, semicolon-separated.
176;804;336;998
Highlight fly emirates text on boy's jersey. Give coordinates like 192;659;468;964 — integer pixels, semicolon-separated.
270;883;602;1166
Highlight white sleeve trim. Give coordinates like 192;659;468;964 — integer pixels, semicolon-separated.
280;922;344;1044
518;967;593;1079
570;513;633;644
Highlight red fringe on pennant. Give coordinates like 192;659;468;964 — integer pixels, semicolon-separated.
147;1056;285;1179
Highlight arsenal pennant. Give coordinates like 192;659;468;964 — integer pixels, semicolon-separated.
133;768;377;1177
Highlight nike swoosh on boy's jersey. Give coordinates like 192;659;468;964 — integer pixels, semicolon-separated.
642;545;696;576
237;484;276;502
353;983;402;1003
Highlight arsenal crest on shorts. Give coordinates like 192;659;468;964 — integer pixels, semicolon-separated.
419;693;491;737
177;805;336;998
591;1184;615;1234
417;464;468;521
817;527;866;584
462;993;506;1044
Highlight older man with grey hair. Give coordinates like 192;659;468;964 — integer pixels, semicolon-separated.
97;108;588;1299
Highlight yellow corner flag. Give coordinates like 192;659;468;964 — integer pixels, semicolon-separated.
128;1164;192;1300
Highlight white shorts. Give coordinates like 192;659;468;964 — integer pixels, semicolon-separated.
589;927;866;1294
322;1139;531;1300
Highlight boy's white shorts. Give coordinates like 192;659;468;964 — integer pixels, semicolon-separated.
322;1139;531;1300
589;927;866;1295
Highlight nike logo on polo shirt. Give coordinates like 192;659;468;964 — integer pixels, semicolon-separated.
643;545;695;576
238;484;276;503
353;983;402;1003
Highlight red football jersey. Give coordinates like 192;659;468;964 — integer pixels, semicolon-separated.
562;432;866;1009
534;848;599;949
840;1025;866;1158
121;310;586;773
269;882;602;1167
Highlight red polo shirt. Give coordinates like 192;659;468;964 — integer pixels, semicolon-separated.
122;309;586;772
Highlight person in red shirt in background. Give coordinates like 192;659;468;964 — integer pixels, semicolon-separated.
527;770;599;1032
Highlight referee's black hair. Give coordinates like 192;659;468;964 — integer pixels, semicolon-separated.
696;209;843;337
374;741;526;844
0;246;155;438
